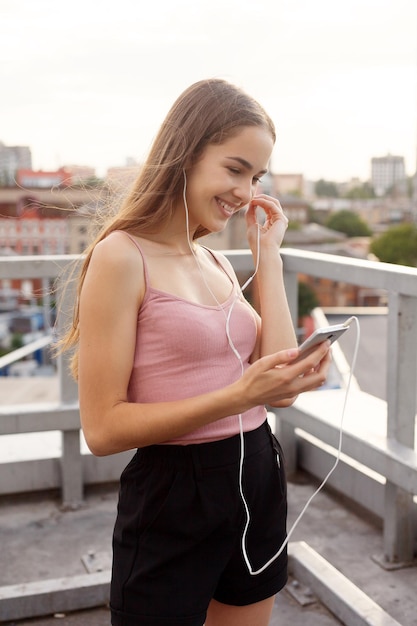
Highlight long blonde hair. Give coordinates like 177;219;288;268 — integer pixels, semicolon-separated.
59;78;276;378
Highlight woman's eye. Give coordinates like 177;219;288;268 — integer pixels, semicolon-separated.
227;167;262;184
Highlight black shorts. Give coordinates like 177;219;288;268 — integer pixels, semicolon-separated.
110;420;288;626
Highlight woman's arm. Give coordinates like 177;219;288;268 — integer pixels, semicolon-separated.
246;194;297;358
245;194;318;407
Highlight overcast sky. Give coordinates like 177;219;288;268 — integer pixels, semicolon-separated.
2;0;417;182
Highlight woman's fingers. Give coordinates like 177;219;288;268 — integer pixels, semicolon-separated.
246;195;288;248
243;341;331;407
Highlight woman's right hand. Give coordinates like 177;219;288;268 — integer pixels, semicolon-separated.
238;340;331;409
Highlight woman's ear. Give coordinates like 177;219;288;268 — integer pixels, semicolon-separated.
182;159;193;171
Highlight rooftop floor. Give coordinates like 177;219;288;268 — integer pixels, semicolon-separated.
1;471;415;626
0;310;415;624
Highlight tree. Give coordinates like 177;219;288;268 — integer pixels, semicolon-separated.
325;210;371;237
343;182;375;199
11;333;24;350
298;281;319;319
287;221;302;230
370;224;417;266
315;179;339;198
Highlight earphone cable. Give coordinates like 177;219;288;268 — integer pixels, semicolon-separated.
182;171;360;575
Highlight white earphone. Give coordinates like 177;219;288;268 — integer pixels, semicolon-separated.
182;169;360;575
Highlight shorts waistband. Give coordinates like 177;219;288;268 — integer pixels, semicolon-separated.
138;420;272;470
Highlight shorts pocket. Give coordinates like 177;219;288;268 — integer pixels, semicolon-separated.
135;462;185;537
271;433;286;489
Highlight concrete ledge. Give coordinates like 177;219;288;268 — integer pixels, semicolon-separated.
289;541;402;626
0;571;110;621
0;542;402;623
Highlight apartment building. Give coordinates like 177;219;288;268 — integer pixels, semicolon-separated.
0;184;100;302
371;154;406;197
0;142;32;186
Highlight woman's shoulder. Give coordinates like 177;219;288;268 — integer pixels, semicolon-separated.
89;231;147;294
93;231;144;264
82;232;147;309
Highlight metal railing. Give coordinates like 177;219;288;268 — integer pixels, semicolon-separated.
0;250;416;565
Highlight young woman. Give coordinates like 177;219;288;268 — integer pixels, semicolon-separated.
62;78;331;626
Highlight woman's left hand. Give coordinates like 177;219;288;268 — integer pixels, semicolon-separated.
245;194;288;254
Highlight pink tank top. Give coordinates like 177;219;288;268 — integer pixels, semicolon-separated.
123;233;267;444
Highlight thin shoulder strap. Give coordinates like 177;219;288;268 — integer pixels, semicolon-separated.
113;230;150;288
200;246;239;290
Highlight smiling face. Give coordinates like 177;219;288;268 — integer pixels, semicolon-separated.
183;125;274;234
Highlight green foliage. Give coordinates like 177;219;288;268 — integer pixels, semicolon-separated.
11;333;24;350
370;224;417;266
71;177;104;189
298;282;319;319
84;176;104;188
343;182;375;199
315;179;339;198
286;189;302;197
325;210;371;237
407;176;415;198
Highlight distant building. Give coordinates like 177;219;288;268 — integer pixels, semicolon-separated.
0;186;105;253
16;168;72;189
0;214;68;255
0;186;104;301
279;195;310;225
0;142;32;186
371;154;406;197
283;223;347;248
273;173;305;197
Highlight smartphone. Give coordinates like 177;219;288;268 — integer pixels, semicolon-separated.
296;317;354;361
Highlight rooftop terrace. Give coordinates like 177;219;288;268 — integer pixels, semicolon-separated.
0;249;416;625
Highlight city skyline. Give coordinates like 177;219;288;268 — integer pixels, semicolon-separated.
2;0;417;182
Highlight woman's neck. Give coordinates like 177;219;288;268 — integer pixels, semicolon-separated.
133;231;198;257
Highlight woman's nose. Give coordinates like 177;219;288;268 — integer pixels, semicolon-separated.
234;179;254;206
